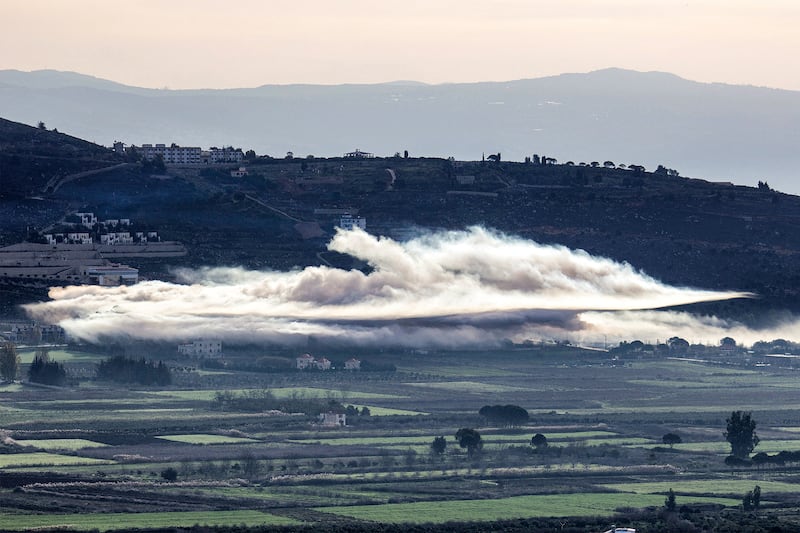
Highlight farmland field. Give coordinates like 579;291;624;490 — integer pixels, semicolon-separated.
3;344;800;531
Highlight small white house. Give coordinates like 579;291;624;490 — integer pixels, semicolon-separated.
231;167;248;178
318;412;346;427
344;358;361;370
296;353;316;369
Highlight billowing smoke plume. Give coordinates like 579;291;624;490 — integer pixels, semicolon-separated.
24;227;773;348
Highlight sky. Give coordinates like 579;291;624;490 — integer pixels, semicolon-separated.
3;0;800;90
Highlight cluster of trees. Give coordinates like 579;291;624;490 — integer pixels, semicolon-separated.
344;405;371;417
0;343;20;381
478;404;529;426
28;349;66;386
430;430;551;457
213;389;345;417
96;356;171;386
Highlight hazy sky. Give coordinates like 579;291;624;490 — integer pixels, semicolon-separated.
3;1;799;90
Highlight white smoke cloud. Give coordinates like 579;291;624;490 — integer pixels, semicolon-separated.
24;226;774;348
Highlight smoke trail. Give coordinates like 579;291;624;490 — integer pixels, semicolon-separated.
24;227;758;347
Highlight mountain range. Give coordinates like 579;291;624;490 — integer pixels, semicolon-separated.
1;68;798;193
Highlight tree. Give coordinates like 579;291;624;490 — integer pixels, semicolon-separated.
662;432;682;448
430;436;447;455
479;405;529;426
531;433;548;449
455;428;483;457
37;121;46;130
743;490;753;510
160;467;178;482
0;343;20;382
668;337;689;354
752;485;761;509
665;488;676;512
359;406;370;417
725;411;759;459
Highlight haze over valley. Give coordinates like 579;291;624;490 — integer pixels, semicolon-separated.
2;68;800;194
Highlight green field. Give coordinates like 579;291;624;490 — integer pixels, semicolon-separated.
14;438;109;450
316;493;740;523
0;510;300;531
602;479;800;495
0;453;112;468
155;434;261;445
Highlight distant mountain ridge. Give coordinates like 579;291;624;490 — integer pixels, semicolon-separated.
1;68;799;193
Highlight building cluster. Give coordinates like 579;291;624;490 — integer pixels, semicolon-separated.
114;142;245;166
44;213;160;246
338;214;367;231
0;242;139;286
178;339;223;357
295;353;361;371
0;321;66;344
296;353;331;370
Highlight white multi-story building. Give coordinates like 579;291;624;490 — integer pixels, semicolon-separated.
209;147;244;164
140;144;203;165
178;339;223;357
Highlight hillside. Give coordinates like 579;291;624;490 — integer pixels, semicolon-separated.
2;131;800;326
1;69;799;193
0;117;122;197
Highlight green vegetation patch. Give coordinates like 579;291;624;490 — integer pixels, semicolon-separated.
652;439;800;454
0;453;112;468
601;479;800;496
350;405;427;416
14;438;109;450
316;492;739;523
0;510;299;531
155;433;260;445
17;349;104;364
151;387;402;401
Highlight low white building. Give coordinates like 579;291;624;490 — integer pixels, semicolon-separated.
339;214;366;231
67;232;92;244
318;412;346;427
178;339;223;357
344;358;361;370
84;265;139;286
75;212;98;228
231;167;248;178
100;232;134;245
296;353;332;370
